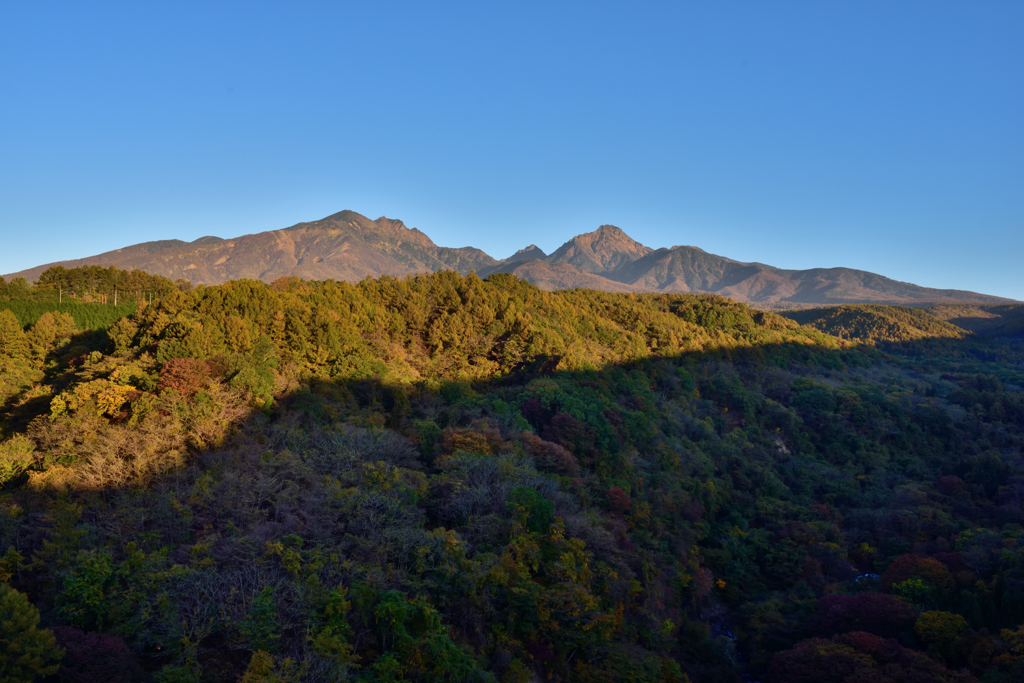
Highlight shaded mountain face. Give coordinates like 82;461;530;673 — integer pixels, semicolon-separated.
505;245;547;264
486;259;644;293
5;211;1015;306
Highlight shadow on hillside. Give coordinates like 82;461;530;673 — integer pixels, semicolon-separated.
9;324;1022;497
873;335;1024;365
4;326;1024;682
0;328;113;440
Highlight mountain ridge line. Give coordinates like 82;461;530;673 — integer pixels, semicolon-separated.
4;209;1015;308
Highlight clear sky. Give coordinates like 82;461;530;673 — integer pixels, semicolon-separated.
1;2;1022;299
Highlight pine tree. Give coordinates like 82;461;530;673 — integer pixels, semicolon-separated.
0;310;29;360
0;584;63;682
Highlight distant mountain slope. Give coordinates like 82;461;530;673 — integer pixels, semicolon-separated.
507;227;1012;306
5;210;497;285
545;225;652;273
607;246;778;293
492;235;1012;306
780;304;969;344
486;259;644;293
5;211;1015;307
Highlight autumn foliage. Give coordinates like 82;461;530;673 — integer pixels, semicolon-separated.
0;270;1023;681
157;357;210;396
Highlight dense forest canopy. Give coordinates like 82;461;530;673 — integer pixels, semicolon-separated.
1;269;1023;682
2;265;182;304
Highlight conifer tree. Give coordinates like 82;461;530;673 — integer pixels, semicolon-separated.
0;584;63;682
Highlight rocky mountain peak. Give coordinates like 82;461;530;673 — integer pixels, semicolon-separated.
546;224;653;274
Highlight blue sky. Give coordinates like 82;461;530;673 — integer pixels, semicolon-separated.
1;2;1021;299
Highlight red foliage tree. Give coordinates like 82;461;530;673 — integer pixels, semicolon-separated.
521;431;580;476
932;552;973;575
936;475;966;496
607;487;632;514
521;397;552;430
439;428;494;455
52;626;143;683
813;593;916;639
157;357;210;396
881;553;955;591
541;412;589;452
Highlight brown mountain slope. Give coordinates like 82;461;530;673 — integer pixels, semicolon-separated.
5;212;1015;307
608;247;779;293
5;211;497;285
545;225;652;274
771;267;1012;306
601;245;1012;307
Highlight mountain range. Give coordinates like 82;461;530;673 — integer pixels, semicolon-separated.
5;210;1014;307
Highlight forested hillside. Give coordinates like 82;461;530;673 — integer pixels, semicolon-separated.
1;268;1023;682
928;304;1024;341
779;304;970;344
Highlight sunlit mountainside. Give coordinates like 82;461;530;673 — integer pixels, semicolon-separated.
5;211;1015;308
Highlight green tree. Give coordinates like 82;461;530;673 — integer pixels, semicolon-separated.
915;610;968;659
0;584;63;682
229;334;279;408
239;587;280;652
505;485;554;534
225;314;254;353
0;436;36;488
153;665;199;683
0;310;29;360
26;310;77;359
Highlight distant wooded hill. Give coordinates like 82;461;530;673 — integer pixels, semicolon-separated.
5;210;1015;307
780;304;971;344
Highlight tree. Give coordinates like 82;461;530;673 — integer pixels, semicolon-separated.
51;626;142;683
225;314;254;353
506;485;554;534
0;584;63;682
157;358;210;396
915;611;968;660
238;587;280;652
0;310;28;360
813;593;916;639
0;436;36;488
26;311;77;359
228;334;278;408
881;554;954;591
